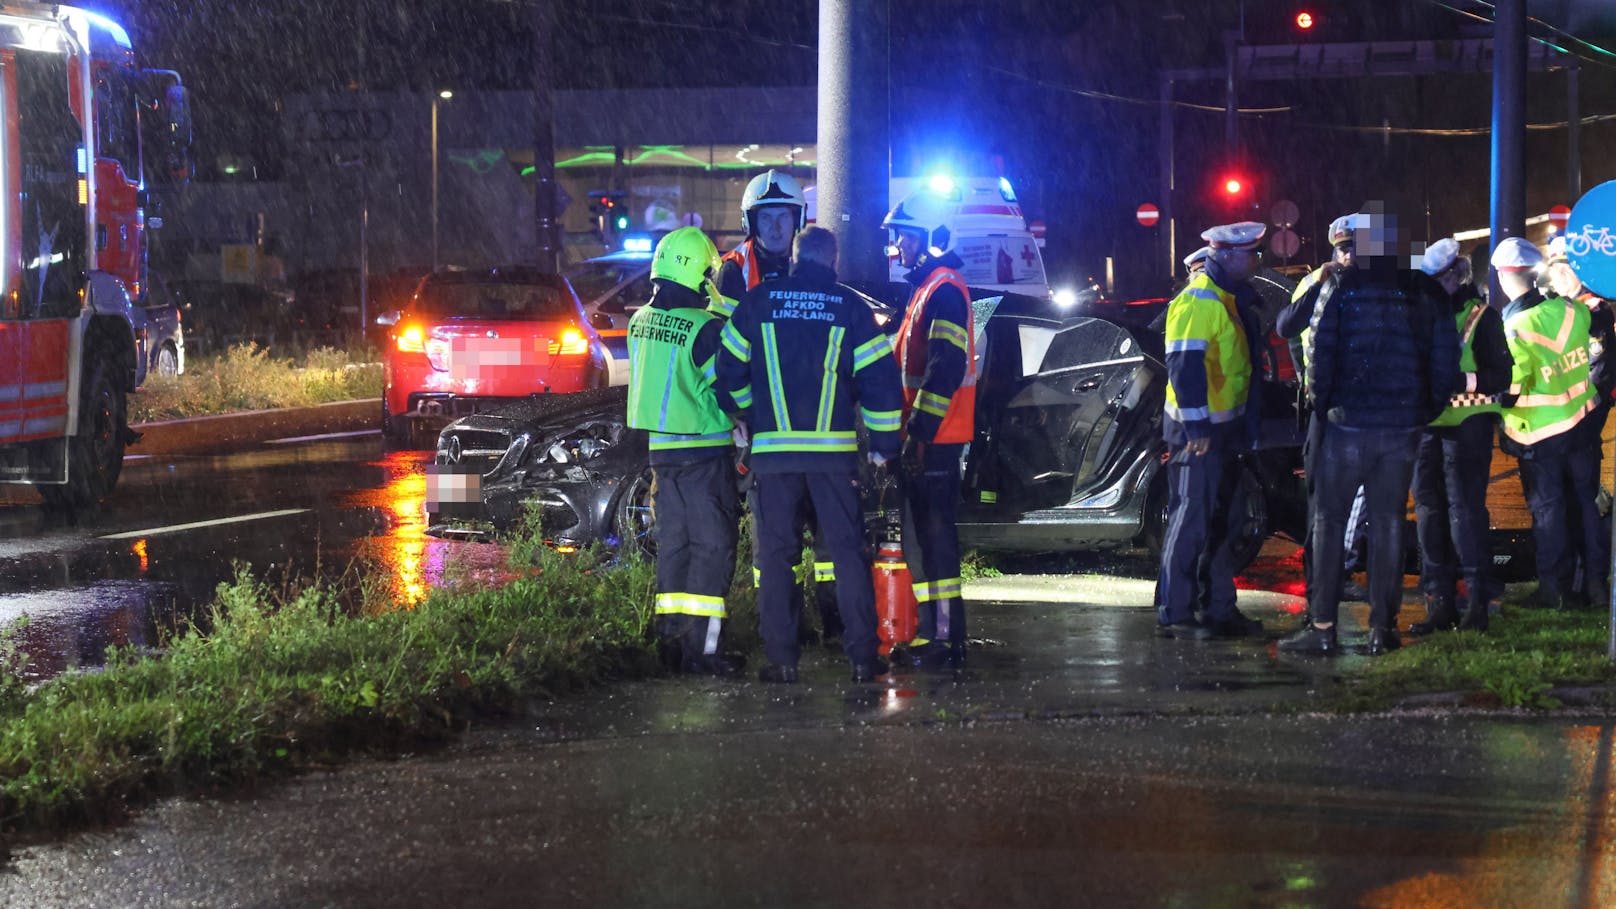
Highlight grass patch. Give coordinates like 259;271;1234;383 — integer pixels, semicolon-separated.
0;521;667;833
1343;591;1616;710
130;344;382;423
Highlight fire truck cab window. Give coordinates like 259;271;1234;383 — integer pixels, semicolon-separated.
95;68;137;177
16;50;87;320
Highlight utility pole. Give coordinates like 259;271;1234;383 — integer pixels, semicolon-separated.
816;0;890;288
531;0;560;271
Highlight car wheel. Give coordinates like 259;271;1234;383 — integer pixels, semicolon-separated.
1136;458;1269;573
611;465;657;559
1227;460;1270;573
155;343;180;378
41;353;126;509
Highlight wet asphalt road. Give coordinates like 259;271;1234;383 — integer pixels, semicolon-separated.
0;433;472;679
0;429;1610;905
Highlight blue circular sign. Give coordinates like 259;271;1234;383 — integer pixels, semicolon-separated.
1566;180;1616;298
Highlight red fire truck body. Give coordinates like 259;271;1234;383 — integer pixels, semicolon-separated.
0;3;189;506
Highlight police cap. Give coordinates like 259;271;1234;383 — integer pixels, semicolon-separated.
1328;214;1360;247
1200;221;1266;250
1182;246;1211;270
1420;237;1460;276
1490;236;1544;271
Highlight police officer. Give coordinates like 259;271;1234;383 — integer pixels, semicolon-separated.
882;187;976;669
626;227;743;675
718;226;902;683
1156;221;1270;640
716;169;808;313
1184;246;1211;275
1409;238;1512;634
1280;206;1457;656
1493;237;1606;610
1547;236;1615;603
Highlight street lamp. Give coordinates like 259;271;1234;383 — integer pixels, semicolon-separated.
431;89;453;271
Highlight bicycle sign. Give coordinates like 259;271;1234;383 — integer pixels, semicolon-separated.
1566;180;1616;298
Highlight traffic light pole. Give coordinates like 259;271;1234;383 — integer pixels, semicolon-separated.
1159;77;1175;280
531;0;560;271
816;0;890;289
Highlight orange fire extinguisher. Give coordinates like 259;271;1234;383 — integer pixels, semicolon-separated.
871;476;917;656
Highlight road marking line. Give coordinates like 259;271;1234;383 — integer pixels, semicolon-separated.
266;429;382;445
99;508;310;540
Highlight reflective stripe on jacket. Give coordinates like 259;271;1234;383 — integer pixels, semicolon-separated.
1163;271;1250;439
1431;296;1503;427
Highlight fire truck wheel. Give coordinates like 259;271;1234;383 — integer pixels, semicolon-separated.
41;358;126;508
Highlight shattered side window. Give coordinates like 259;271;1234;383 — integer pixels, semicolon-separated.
16;49;85;321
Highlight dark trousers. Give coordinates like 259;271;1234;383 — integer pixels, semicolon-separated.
754;471;878;668
1568;404;1613;601
1518;415;1607;605
652;456;738;657
1310;424;1420;630
746;486;841;639
902;444;965;649
1157;425;1244;626
1412;416;1496;605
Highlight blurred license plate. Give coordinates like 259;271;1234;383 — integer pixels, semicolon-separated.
426;464;482;518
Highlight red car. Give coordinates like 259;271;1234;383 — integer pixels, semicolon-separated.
381;267;605;446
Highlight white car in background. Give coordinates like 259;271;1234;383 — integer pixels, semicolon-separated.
565;241;655;385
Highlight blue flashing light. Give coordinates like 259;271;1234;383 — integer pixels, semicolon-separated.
622;236;653;253
76;146;88;175
76;9;132;49
998;177;1017;202
927;174;956;195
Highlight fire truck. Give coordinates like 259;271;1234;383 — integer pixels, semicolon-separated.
0;4;190;506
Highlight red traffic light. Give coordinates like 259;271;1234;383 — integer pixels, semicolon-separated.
1296;11;1314;29
1223;177;1244;196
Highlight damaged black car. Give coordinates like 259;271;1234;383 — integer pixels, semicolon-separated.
426;274;1313;571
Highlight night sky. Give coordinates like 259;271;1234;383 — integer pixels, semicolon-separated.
96;0;1616;291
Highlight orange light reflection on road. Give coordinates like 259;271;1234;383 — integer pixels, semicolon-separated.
343;451;506;610
131;538;148;573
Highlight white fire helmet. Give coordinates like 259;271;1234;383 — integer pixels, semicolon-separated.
882;189;957;257
740;169;807;236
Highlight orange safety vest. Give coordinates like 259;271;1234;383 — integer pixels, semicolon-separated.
720;240;763;292
895;266;976;445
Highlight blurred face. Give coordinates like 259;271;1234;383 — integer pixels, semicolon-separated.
1547;261;1583;299
753;206;798;256
1437;268;1463;296
1214;246;1261;283
894;230;924;268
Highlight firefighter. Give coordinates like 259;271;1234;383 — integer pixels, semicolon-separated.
882;188;976;669
718;226;902;683
626;226;744;676
1156;221;1270;640
1493;237;1606;610
1280;207;1457;656
1409;238;1512;634
718;169;841;644
715;169;808;313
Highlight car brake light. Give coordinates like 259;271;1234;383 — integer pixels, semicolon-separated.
548;327;588;356
397;326;425;353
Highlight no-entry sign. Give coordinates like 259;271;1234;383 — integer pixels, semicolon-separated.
1136;204;1160;227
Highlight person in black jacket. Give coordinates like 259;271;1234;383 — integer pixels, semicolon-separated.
717;226;903;683
1279;206;1460;656
1408;239;1513;634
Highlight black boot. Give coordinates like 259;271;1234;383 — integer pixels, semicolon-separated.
1457;601;1489;632
1408;595;1459;636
